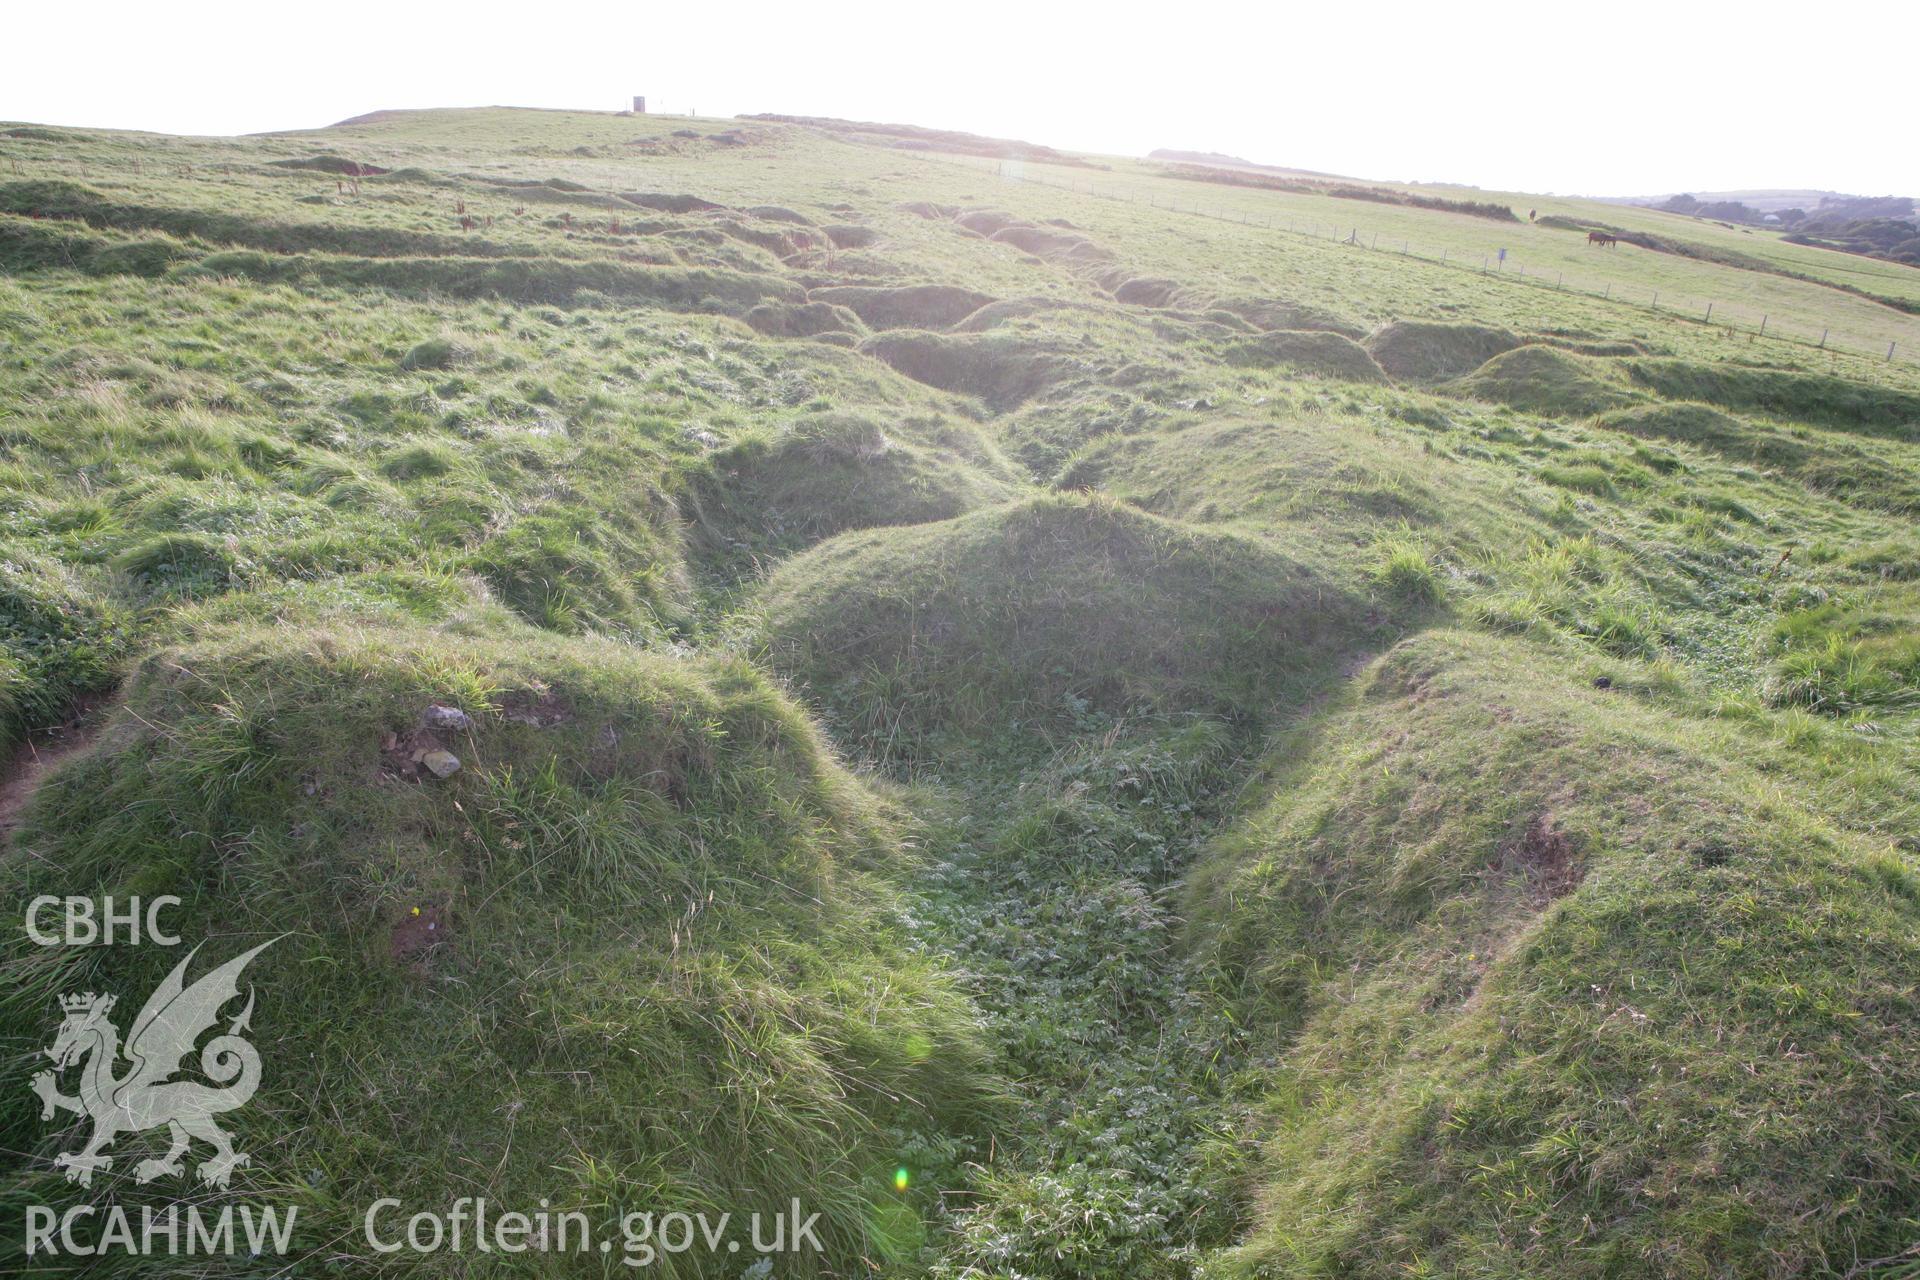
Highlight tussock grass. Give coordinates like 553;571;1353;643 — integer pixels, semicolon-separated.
1628;358;1920;436
467;514;679;638
1596;401;1920;514
858;330;1083;408
0;179;520;259
3;104;1919;1278
0;550;128;741
680;410;1019;585
1049;409;1534;570
0;213;196;277
1444;344;1639;417
757;492;1366;762
742;298;865;338
1188;630;1920;1279
1366;319;1523;383
0;621;1003;1272
1367;529;1443;606
183;251;799;314
111;531;237;594
1224;329;1390;383
809;283;997;330
1210;294;1366;338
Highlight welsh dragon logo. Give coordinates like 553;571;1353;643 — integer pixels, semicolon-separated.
31;939;277;1189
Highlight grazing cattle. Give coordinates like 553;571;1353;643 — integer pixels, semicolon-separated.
1588;230;1620;248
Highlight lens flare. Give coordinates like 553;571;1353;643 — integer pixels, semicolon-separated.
893;1166;910;1192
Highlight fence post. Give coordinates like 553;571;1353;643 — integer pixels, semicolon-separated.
1759;315;1767;336
1705;302;1713;322
1819;329;1828;349
1604;284;1611;300
1652;292;1659;310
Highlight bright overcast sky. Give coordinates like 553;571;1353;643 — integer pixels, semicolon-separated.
6;1;1912;198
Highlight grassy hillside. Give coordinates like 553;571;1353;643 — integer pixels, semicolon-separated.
946;150;1920;349
1;107;1917;1278
3;619;1000;1271
1187;631;1920;1278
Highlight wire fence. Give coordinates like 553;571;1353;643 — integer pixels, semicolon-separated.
925;152;1919;372
6;139;1914;372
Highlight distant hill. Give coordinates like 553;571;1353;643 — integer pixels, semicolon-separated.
1149;148;1346;180
744;114;1099;168
1152;160;1518;223
1610;190;1920;266
1150;148;1256;168
1596;188;1846;214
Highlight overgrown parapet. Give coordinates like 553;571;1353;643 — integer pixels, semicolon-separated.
183;252;801;314
0;621;1001;1272
756;492;1368;762
1187;629;1920;1279
679;409;1019;585
0;551;129;747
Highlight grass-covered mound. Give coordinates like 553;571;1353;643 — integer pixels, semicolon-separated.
741;298;866;339
1365;320;1522;383
1210;296;1366;338
756;492;1363;760
1445;344;1638;417
679;410;1020;582
994;389;1179;484
0;619;999;1272
948;296;1097;333
8;103;1920;1279
466;508;687;638
1595;402;1920;514
184;251;801;314
858;331;1081;408
1108;275;1198;308
1595;401;1770;455
1187;630;1920;1279
0;214;199;277
0;550;129;745
1051;411;1534;570
1626;359;1920;436
0;179;515;260
1224;329;1390;383
808;284;997;330
0;273;796;648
